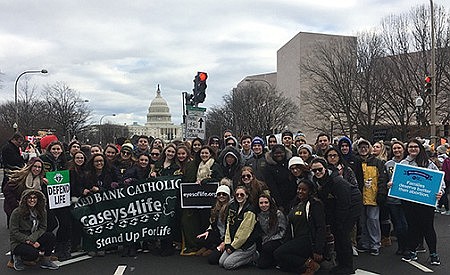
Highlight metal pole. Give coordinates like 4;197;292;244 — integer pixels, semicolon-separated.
14;69;48;131
430;0;437;144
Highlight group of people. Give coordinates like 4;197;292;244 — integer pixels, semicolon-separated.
1;130;448;274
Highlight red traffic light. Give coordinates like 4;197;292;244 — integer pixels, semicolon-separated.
198;72;207;82
425;76;431;83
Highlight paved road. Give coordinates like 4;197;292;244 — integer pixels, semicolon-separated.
0;169;449;274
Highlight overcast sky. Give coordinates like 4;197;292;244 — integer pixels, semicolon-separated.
1;0;448;127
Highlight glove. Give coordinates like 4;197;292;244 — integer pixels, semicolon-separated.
110;182;119;189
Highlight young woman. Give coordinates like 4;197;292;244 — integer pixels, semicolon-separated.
298;144;315;165
385;141;408;255
274;179;325;274
151;144;180;177
196;145;224;184
372;141;388;162
256;194;287;269
3;157;47;227
104;144;119;163
121;153;152;257
9;189;59;270
149;147;162;165
90;144;103;156
324;147;358;186
67;151;88;252
219;186;258;270
150;138;165;151
398;139;444;265
85;153;121;257
310;158;362;275
238;166;269;208
40;140;71;261
114;143;135;177
197;184;232;263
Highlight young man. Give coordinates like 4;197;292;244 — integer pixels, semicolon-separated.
355;139;388;256
281;130;297;156
315;133;331;157
245;136;267;181
240;135;254;162
1;133;25;192
134;135;150;157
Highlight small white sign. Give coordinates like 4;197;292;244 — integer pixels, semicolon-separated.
186;114;206;139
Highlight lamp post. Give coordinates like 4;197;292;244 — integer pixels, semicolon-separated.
244;78;274;89
99;114;116;144
330;115;335;142
14;69;48;131
429;0;437;144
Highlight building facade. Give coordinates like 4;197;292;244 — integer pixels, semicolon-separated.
127;85;182;142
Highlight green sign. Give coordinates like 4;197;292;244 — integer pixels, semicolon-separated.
71;176;181;250
46;170;70;209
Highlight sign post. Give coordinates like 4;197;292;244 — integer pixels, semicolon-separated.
185;105;207;140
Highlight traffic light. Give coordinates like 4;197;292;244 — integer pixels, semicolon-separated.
424;76;432;95
193;72;207;104
185;92;194;106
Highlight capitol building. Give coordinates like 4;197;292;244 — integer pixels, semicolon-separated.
127;85;182;142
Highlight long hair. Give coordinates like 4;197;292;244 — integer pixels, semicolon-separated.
373;141;388;161
17;189;46;220
258;193;278;231
67;151;87;172
239;166;266;205
175;145;192;170
406;138;429;168
9;157;45;186
210;191;230;224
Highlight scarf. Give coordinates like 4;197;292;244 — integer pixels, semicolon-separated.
30;210;39;233
25;173;42;191
197;158;215;182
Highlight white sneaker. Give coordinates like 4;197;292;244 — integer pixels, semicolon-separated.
352;246;359;256
442;210;450;216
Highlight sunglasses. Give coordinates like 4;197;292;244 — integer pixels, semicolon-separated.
311;167;324;173
327;154;338;158
227;143;236;146
235;193;246;197
28;196;38;200
121;151;131;155
217;192;228;197
241;174;252;179
150;153;160;156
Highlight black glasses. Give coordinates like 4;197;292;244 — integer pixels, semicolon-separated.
122;151;131;155
408;145;419;149
217;192;228;197
311;167;324;173
151;153;160;156
235;193;246;197
327;154;338;158
241;174;252;179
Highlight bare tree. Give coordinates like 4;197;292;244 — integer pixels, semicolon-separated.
206;84;297;138
42;82;91;142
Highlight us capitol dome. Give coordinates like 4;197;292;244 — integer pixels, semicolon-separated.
127;85;182;141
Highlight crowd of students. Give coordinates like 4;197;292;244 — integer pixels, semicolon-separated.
1;130;448;274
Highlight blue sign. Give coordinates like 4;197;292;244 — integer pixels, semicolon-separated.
388;163;444;207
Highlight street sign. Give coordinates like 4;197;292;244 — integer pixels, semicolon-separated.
186;114;206;139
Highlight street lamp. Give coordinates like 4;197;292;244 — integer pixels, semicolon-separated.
99;114;116;144
14;69;48;131
429;0;437;144
329;115;335;142
244;78;274;89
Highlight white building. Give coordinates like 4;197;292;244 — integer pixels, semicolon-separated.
127;85;182;142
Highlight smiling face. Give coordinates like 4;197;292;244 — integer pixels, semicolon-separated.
200;148;211;162
392;143;404;159
318;136;330;150
241;170;253;184
165;146;176;160
138;155;149;168
407;141;420;158
258;197;270;212
216;192;229;203
27;194;38;208
73;152;85;166
372;142;382;156
241;138;251;151
138;138;149;150
252;144;263;155
93;155;105;171
282;135;293;147
105;147;117;161
50;144;63;158
311;162;326;179
150;149;161;161
298;148;310;162
91;146;102;155
192;141;202;153
297;182;310;201
177;148;188;163
272;148;285;162
69;143;81;156
235;188;248;204
31;161;43;176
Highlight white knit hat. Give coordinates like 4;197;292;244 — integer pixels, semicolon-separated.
216;185;231;197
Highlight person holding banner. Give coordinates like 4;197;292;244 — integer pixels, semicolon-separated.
9;189;59;270
151;144;180;177
40;140;72;261
399;139;444;265
219;185;258;270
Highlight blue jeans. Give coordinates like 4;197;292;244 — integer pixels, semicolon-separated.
359;205;380;250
